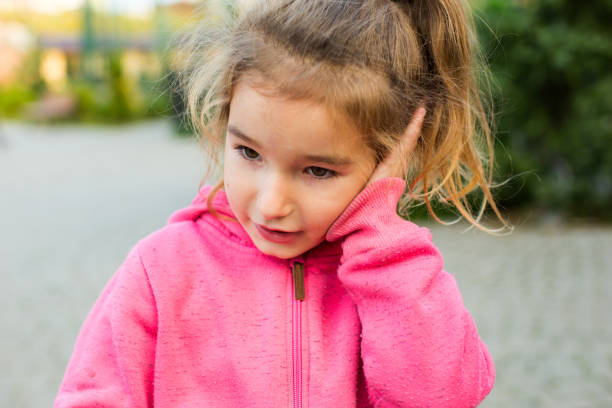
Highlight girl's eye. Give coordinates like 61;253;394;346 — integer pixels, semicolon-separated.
306;166;337;179
237;146;260;160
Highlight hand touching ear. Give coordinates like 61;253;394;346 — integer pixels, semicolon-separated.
366;107;426;186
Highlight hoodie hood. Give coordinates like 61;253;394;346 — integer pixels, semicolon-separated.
167;185;254;247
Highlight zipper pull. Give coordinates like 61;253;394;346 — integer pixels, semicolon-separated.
292;262;305;301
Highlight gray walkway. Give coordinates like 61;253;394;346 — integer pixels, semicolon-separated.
1;120;610;407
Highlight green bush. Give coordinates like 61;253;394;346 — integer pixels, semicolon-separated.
69;52;174;124
106;51;132;122
0;48;44;118
0;85;37;117
477;0;612;219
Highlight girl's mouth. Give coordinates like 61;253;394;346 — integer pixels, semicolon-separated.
255;224;301;243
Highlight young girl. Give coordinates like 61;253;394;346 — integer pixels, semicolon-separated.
55;0;510;406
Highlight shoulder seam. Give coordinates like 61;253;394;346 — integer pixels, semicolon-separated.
133;246;159;321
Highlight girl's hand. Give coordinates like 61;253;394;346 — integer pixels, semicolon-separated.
366;107;426;186
326;107;426;238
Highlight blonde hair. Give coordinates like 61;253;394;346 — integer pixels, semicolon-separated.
175;0;511;234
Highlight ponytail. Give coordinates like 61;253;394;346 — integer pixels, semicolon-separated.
392;0;510;233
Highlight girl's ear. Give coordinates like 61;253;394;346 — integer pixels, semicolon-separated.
366;107;426;185
400;106;426;158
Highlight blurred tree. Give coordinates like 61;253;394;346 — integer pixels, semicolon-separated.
155;0;188;135
477;0;612;220
0;45;44;118
81;0;96;80
107;51;131;121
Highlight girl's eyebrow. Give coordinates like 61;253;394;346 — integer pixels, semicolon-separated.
228;125;260;147
303;153;353;167
227;125;354;166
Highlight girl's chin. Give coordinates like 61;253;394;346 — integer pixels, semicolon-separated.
252;237;317;260
255;242;304;259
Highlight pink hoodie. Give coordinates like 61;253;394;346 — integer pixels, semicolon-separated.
55;177;494;407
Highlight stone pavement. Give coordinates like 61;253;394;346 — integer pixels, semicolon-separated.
1;120;610;407
436;224;612;407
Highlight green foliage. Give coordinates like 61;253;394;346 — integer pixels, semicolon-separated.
106;52;132;122
2;42;177;124
0;47;45;118
69;52;174;124
476;0;612;219
70;80;106;121
0;85;37;117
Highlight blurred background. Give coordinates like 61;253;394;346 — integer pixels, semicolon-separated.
1;0;610;406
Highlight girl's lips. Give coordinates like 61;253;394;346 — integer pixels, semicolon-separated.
255;224;301;243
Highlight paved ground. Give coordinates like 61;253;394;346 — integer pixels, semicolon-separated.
1;120;610;407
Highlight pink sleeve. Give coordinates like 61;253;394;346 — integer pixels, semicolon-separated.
326;178;495;408
54;246;157;408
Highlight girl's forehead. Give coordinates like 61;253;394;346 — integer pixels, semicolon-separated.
228;79;369;155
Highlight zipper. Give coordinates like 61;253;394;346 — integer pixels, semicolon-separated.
291;261;305;408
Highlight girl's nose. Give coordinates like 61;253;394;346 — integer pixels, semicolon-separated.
257;175;294;220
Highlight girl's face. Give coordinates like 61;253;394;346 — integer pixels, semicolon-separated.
223;80;377;259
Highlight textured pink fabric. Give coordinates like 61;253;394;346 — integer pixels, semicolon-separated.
55;177;494;407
